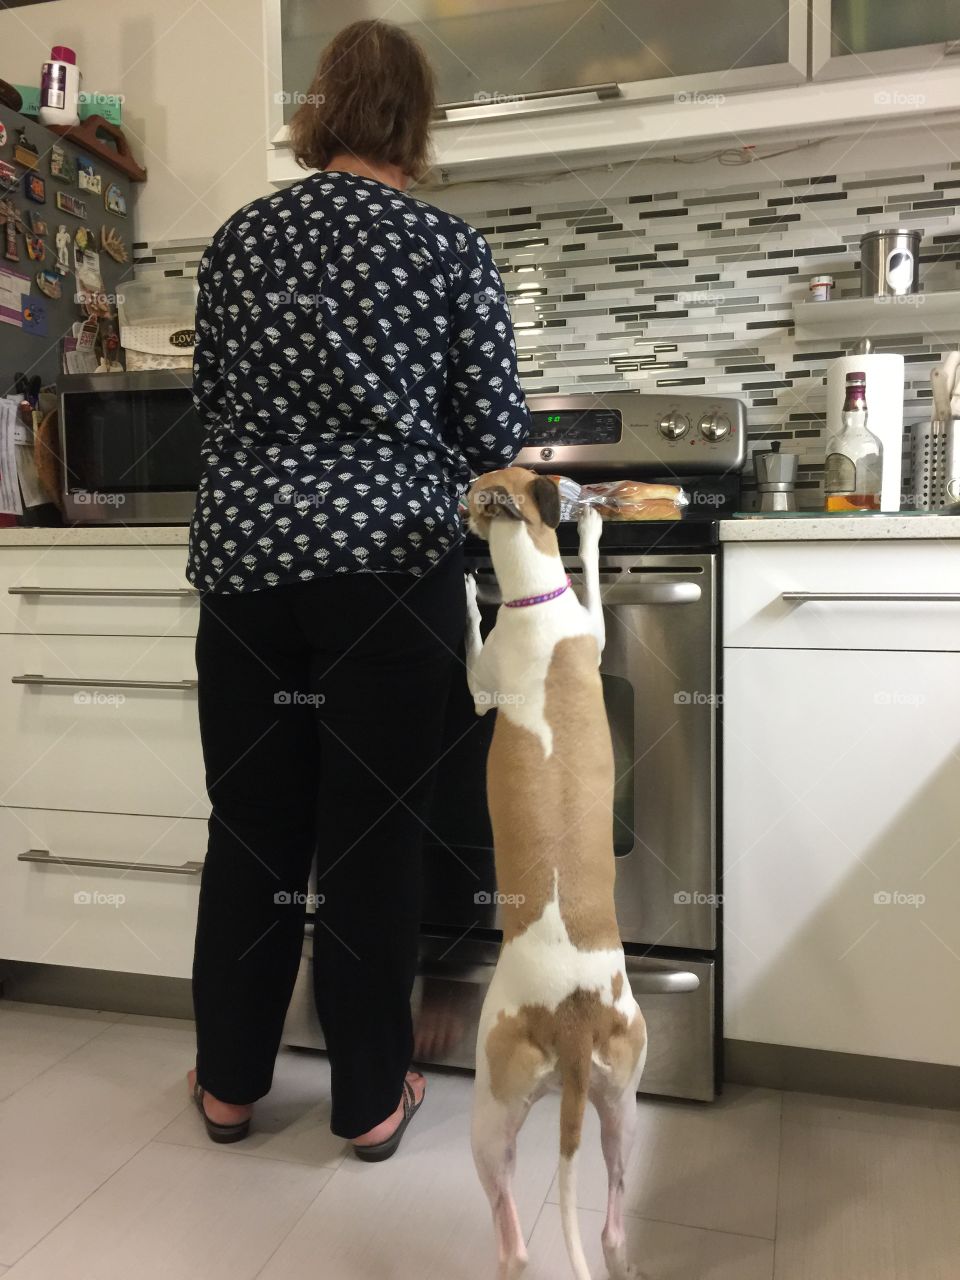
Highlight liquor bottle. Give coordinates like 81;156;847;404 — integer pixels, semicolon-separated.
824;371;882;512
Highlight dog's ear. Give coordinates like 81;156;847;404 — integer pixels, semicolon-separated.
475;484;526;521
528;476;561;529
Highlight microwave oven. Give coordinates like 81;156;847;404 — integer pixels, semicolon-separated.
58;370;204;524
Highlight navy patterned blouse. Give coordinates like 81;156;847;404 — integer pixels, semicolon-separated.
187;171;530;593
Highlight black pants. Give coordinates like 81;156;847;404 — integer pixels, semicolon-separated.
191;553;465;1138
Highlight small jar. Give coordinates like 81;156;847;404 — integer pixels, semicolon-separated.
809;274;835;303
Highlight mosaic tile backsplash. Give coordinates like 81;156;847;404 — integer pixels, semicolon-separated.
133;155;960;508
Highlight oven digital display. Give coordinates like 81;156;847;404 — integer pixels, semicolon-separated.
527;408;622;446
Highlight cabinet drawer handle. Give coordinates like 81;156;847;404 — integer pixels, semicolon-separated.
12;673;198;691
19;849;203;876
782;591;960;603
9;586;196;598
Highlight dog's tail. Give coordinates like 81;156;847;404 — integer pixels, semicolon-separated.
558;1028;592;1280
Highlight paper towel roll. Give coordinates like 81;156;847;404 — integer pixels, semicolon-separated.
826;354;904;512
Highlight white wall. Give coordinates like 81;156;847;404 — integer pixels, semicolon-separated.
0;0;271;242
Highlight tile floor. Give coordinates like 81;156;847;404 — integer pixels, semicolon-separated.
1;999;958;1279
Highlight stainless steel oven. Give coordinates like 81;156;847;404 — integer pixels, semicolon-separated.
282;389;746;1102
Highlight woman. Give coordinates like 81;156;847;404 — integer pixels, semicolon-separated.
186;19;530;1158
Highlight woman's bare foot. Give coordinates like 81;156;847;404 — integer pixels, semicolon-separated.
187;1068;254;1126
352;1072;425;1147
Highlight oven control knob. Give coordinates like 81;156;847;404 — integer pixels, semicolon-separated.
699;413;731;441
658;413;689;440
540;447;555;461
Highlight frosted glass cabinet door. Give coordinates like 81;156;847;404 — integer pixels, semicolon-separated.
813;0;960;79
268;0;805;129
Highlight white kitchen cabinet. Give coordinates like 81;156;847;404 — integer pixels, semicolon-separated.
0;545;198;638
723;541;960;1068
812;0;960;81
0;632;206;818
0;807;204;978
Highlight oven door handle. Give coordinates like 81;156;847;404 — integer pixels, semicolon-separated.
628;966;701;995
475;580;701;607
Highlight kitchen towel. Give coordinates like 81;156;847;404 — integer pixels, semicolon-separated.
826;353;905;511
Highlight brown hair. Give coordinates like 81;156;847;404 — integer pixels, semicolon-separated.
289;20;436;181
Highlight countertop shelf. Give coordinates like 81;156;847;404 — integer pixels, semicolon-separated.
792;290;960;340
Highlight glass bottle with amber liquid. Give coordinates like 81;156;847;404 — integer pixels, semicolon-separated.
824;371;882;512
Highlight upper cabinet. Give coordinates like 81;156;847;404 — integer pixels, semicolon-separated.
262;0;960;183
812;0;960;79
267;0;805;134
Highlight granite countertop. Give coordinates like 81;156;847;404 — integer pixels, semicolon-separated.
0;526;190;546
720;514;960;541
3;515;960;547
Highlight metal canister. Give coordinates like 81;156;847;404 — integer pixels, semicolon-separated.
860;228;922;297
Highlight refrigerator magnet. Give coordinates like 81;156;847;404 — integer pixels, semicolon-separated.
0;122;7;148
26;235;45;262
24;173;46;204
27;211;48;237
56;191;86;219
104;183;127;218
101;224;128;263
13;129;39;170
50;144;76;184
36;269;62;300
0;160;16;191
55;224;71;274
77;157;102;194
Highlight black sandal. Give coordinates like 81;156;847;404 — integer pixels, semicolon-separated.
193;1080;251;1144
353;1076;425;1163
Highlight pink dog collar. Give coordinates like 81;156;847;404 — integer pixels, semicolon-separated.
503;578;572;609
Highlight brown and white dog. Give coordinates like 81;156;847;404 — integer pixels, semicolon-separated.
465;468;648;1280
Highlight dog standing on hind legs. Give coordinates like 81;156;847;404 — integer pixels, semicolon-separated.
464;468;649;1280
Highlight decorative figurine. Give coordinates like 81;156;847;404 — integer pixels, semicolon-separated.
13;128;39;169
56;190;86;218
100;224;128;263
77;157;102;194
50;144;76;183
24;173;46;203
104;182;126;217
55;223;71;274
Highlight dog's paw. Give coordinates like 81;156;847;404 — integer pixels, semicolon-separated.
578;504;603;547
